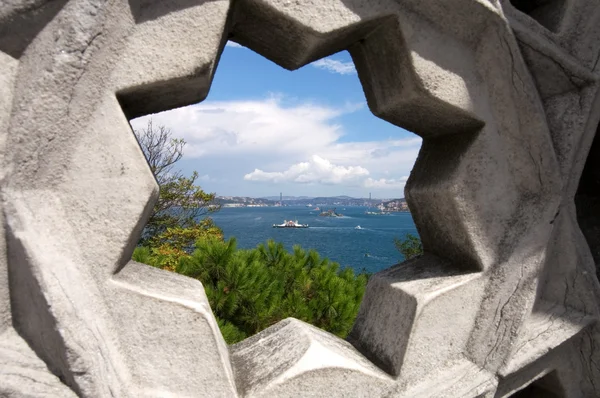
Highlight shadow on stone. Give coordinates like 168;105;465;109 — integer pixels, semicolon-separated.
127;0;217;24
0;0;69;58
509;0;567;32
575;122;600;279
508;370;565;397
117;63;212;119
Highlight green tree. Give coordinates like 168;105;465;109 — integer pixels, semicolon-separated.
394;233;423;261
133;237;368;344
133;119;221;247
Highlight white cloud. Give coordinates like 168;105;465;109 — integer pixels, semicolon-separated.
225;41;243;48
198;174;214;182
132;96;349;159
311;58;356;75
364;176;409;189
130;96;420;196
244;155;369;184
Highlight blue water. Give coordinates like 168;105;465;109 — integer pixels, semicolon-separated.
209;206;418;274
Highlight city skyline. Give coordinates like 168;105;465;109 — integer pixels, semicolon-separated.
217;192;399;200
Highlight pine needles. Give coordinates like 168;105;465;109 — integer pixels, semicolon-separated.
134;237;368;344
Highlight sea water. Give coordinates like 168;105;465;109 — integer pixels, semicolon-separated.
209;206;418;274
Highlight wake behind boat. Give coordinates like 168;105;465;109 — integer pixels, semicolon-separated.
273;220;309;228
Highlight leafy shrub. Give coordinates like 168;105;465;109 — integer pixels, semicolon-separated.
394;233;423;261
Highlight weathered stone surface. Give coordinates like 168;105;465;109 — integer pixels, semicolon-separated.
393;358;497;398
109;262;237;397
349;255;485;382
0;50;18;335
0;329;78;398
1;0;599;396
230;318;394;397
1;0;238;395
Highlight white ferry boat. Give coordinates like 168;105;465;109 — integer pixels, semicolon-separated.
273;220;309;228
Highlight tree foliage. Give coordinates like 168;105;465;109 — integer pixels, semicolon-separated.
133;237;368;344
133;119;221;245
394;233;423;261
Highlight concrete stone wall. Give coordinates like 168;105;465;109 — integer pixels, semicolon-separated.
1;0;599;396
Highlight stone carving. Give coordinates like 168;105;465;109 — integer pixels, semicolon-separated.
0;0;598;396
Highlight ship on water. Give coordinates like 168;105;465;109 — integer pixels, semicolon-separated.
273;220;309;228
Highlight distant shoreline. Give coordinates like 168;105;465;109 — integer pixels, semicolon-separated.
217;196;410;213
219;203;411;213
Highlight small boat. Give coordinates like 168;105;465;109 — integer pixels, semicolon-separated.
306;204;313;207
314;207;320;211
273;220;309;228
355;225;363;230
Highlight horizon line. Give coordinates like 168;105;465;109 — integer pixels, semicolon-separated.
216;194;406;200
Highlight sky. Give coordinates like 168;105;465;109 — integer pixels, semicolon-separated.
129;42;421;199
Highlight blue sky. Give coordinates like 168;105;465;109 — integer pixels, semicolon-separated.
130;42;421;199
